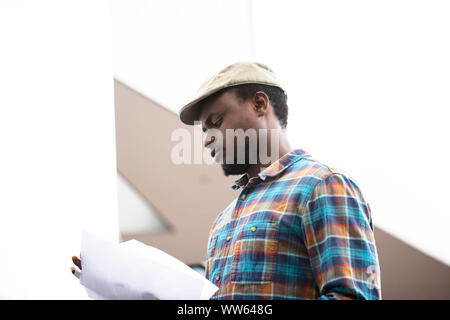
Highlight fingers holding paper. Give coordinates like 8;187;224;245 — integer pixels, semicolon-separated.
71;255;82;279
72;256;82;269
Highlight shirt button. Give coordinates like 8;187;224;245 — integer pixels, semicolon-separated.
226;236;232;241
216;275;221;281
251;226;257;232
240;194;247;200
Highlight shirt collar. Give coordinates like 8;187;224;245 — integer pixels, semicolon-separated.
231;148;311;190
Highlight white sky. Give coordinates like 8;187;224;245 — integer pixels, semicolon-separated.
110;0;450;265
0;1;118;298
0;0;448;299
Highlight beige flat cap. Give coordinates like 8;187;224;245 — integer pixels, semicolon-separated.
179;62;285;125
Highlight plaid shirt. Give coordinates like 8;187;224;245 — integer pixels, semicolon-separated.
205;148;381;300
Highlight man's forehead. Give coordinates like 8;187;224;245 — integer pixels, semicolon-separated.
198;101;215;122
198;89;235;121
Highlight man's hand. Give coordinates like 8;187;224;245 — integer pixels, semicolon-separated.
70;254;160;299
71;256;82;279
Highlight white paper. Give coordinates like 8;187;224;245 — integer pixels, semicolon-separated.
79;231;218;300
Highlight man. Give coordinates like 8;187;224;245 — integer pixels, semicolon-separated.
72;62;381;300
179;62;381;300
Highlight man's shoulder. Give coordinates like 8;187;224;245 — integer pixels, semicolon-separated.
209;198;237;232
289;155;371;213
282;155;364;200
283;155;336;184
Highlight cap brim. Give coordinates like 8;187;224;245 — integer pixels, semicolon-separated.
179;81;285;125
179;85;231;125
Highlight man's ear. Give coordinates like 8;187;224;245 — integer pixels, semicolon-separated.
252;91;269;116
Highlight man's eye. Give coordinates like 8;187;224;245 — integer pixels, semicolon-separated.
213;117;222;128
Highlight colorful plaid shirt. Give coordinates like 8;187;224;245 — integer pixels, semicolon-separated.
205;148;381;300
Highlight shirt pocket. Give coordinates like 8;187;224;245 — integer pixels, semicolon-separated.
207;229;221;258
230;220;278;283
205;229;220;280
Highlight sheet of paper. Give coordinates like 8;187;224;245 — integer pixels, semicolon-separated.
79;231;218;300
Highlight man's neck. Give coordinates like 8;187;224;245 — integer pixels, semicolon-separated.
246;137;291;179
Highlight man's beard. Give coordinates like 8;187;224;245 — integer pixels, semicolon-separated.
219;142;254;176
221;162;251;176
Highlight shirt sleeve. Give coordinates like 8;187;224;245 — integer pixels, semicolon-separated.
302;173;382;300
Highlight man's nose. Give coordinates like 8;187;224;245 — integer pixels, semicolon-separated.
204;135;215;148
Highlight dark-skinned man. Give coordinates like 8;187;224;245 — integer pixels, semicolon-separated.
72;62;381;300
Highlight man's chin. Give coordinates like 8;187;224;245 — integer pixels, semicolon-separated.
221;163;251;177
